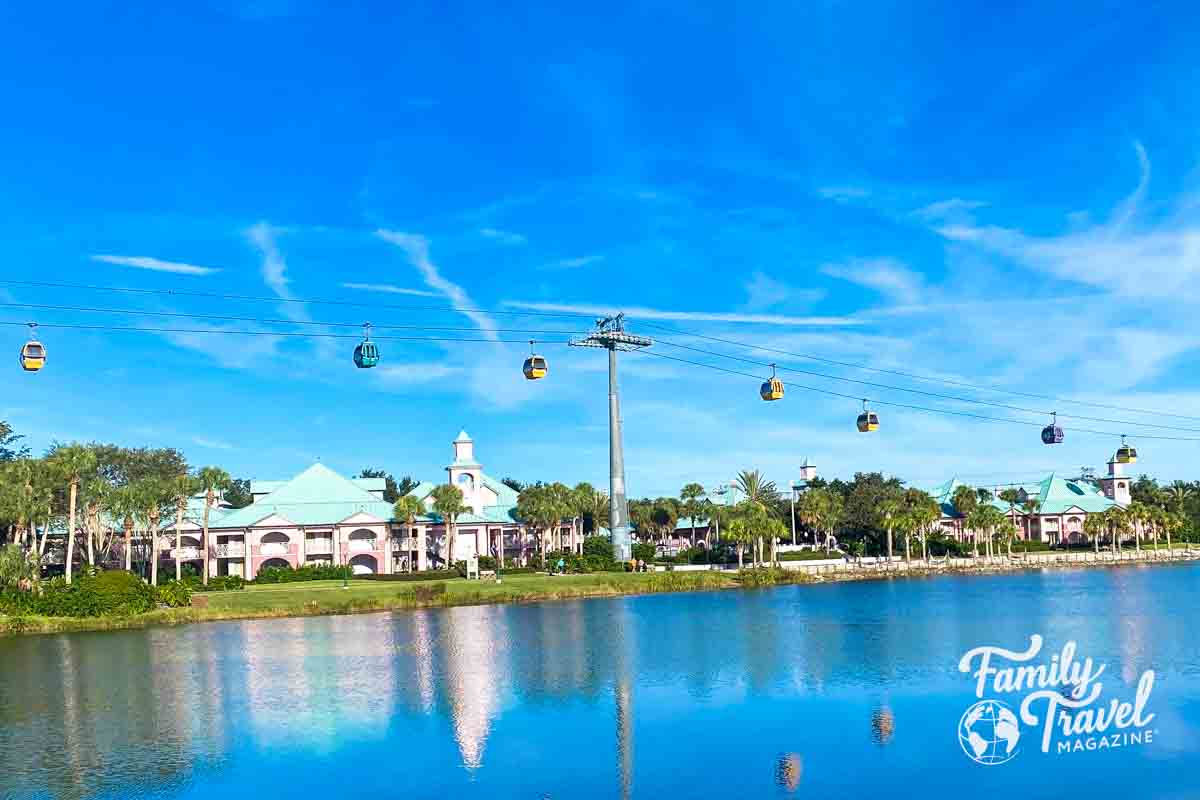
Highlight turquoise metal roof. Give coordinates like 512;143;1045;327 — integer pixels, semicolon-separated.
930;473;1117;518
215;463;394;528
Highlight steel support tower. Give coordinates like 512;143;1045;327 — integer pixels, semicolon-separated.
569;313;652;562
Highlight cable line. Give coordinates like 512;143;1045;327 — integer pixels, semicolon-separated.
6;276;1196;423
0;301;583;336
0;279;598;320
635;320;1200;423
0;319;571;344
630;348;1200;442
650;336;1200;434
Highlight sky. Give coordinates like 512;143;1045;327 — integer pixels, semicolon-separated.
2;1;1200;497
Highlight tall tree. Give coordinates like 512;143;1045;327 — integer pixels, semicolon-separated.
108;483;140;572
0;420;30;462
170;474;199;581
679;483;706;548
392;494;425;572
358;468;403;503
197;466;231;586
431;484;469;567
47;444;96;583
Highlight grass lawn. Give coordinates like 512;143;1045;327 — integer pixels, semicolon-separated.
204;572;704;613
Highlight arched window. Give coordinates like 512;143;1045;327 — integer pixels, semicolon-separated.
260;531;290;555
348;528;378;551
457;472;475;492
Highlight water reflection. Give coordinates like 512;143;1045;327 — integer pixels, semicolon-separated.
3;565;1200;799
775;753;803;793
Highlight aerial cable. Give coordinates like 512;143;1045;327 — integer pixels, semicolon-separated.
636;320;1200;423
0;279;597;320
0;319;571;344
0;301;583;336
630;348;1200;443
649;336;1200;434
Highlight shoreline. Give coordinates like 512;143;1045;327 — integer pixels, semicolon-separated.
3;549;1197;637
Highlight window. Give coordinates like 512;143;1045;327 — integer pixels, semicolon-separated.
458;473;474;491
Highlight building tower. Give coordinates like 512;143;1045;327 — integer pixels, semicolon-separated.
446;429;484;514
1099;454;1132;506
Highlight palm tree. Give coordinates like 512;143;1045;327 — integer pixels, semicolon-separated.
197;466;232;586
108;483;140;572
393;494;425;571
431;483;470;567
1165;511;1185;557
951;485;978;546
571;482;597;553
1126;501;1149;554
141;479;173;586
680;482;706;548
724;513;752;568
48;444;96;583
1166;481;1194;514
585;488;610;536
1021;497;1042;542
736;470;779;507
170;474;199;581
82;478;112;566
878;492;902;564
1083;514;1106;556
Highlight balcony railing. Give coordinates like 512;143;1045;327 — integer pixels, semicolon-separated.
214;543;245;558
306;539;333;554
171;546;203;560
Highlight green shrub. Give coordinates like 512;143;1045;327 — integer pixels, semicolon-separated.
631;542;656;563
478;556;496;570
358;570;459;582
253;564;351;584
779;550;841;561
583;535;613;559
498;567;536;575
81;570;155;615
154;580;193;608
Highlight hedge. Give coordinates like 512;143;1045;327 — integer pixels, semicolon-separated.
357;570;459;583
0;570;155;618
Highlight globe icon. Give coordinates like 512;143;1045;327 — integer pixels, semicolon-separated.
957;699;1021;765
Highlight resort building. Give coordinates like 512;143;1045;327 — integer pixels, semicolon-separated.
163;430;575;578
932;453;1132;545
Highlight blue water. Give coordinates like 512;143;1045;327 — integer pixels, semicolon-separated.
3;564;1200;799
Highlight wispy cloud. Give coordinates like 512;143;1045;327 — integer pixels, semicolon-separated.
376;230;500;340
479;227;527;246
91;254;220;276
912;198;987;221
502;300;863;327
340;282;439;298
192;436;235;451
549;255;605;269
817;186;870;203
821;258;924;304
246;221;310;323
742;271;825;311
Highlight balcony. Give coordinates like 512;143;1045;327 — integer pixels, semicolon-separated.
214;543;245;558
171;546;203;560
306;539;333;555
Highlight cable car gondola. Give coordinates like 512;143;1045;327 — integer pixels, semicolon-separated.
523;340;548;380
1116;435;1137;464
19;324;45;372
760;364;784;401
1041;412;1064;444
856;400;880;432
353;322;379;368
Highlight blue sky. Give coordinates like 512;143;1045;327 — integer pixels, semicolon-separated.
3;1;1199;495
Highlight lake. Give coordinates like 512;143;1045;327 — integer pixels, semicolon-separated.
3;564;1199;799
